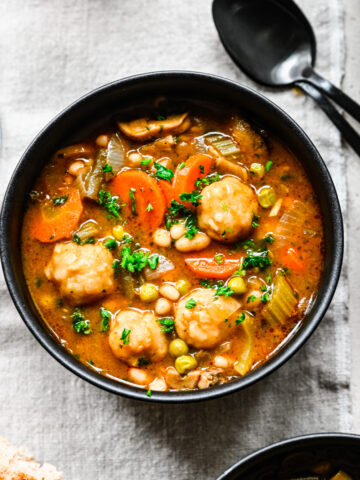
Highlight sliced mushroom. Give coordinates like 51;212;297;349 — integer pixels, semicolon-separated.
197;368;224;390
164;367;201;390
214;156;248;182
118;113;190;141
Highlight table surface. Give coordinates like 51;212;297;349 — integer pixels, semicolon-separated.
344;0;360;431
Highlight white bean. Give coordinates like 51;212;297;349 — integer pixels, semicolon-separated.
213;355;229;368
68;161;85;176
170;222;186;240
128;368;152;386
153;229;171;248
96;134;110;147
128;152;142;167
159;283;180;301
155;297;172;315
175;232;210;252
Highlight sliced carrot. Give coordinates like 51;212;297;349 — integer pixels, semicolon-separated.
281;247;305;272
30;187;83;243
185;257;240;279
158;179;176;207
111;170;166;229
173;154;214;202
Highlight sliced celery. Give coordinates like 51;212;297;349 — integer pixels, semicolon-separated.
206;133;240;160
263;274;298;325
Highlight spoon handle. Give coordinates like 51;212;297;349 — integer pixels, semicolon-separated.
302;70;360;123
296;81;360;157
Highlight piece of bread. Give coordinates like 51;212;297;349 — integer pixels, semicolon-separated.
0;437;62;480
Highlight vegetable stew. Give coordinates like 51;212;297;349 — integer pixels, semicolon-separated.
21;101;324;393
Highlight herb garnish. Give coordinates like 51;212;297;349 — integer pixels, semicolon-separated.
265;160;273;172
99;307;111;332
159;318;175;333
154;162;174;182
185;298;197;309
251;214;260;229
53;194;69;206
129;188;137;214
235;312;246;325
99;190;122;218
138;357;150;366
140;158;152;166
179;190;202;206
102;164;114;175
71;308;92;334
104;238;117;250
120;328;131;345
118;247;159;273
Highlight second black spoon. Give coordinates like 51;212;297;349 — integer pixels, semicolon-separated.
212;0;360;155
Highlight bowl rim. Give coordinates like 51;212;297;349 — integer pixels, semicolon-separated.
0;70;344;403
216;432;360;479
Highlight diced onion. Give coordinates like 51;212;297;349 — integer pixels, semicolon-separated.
207;296;240;322
106;134;125;177
73;220;99;241
144;255;174;280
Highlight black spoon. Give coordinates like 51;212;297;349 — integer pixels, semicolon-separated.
212;0;360;155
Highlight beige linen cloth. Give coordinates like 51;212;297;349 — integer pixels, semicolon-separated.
0;1;351;479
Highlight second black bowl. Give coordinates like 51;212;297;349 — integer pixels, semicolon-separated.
217;433;360;479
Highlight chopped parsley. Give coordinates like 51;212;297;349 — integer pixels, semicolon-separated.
251;214;260;229
242;249;271;270
99;190;122;218
154;162;174;182
156;115;166;121
99;307;111;332
199;279;233;298
129;188;137;214
140;157;152;166
104;238;117;250
178;162;186;169
36;277;42;288
71;308;92;335
179;190;202;206
138;357;150;366
195;172;220;189
73;234;95;245
53;194;69;206
214;253;224;265
167;200;199;239
146;203;154;212
120;328;131;345
265;160;273;172
146;389;152;398
247;295;257;303
265;234;275;244
185;298;197;309
159;317;175;333
235;312;246;325
119;247;159;273
199;165;205;174
102;164;114;175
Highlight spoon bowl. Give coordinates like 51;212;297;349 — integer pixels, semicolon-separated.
213;0;316;87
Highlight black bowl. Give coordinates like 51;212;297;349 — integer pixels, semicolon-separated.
0;71;343;402
217;433;360;479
